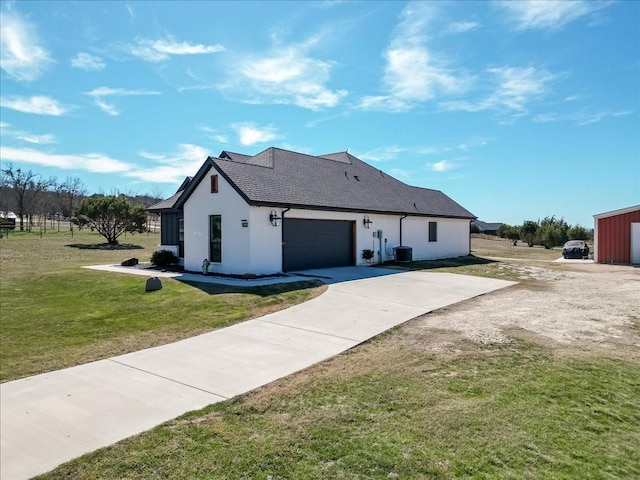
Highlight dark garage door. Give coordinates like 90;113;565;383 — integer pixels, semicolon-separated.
283;218;354;272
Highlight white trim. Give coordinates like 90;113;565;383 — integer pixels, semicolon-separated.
593;205;640;220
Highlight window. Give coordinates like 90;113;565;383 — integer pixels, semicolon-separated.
178;218;184;258
428;221;438;242
210;175;218;193
209;215;221;262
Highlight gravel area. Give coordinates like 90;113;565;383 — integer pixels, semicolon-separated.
404;262;640;358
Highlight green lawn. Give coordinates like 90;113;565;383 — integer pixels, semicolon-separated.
0;230;324;382
5;230;638;479
36;336;640;480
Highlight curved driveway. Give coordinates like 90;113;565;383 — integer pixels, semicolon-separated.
1;267;514;480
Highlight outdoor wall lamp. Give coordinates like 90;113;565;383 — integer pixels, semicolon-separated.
363;215;373;229
269;210;282;227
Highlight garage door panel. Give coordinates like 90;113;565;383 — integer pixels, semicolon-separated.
283;219;354;271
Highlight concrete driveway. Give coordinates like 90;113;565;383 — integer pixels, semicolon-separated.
1;267;515;480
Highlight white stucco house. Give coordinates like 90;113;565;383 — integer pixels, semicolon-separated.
149;147;476;275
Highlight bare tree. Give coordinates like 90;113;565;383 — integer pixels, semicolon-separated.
1;164;40;231
57;176;86;227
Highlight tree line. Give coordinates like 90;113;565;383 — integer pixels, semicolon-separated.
489;216;593;249
1;164;163;235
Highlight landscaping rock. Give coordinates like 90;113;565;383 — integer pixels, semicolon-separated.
145;277;162;292
121;257;139;267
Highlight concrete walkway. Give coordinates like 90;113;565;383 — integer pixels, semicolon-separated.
1;267;515;480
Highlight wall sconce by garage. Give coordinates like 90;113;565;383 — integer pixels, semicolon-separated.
269;210;282;227
363;215;373;229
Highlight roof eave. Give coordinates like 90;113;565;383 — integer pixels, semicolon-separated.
246;200;475;219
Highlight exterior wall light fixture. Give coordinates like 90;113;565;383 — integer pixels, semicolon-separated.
269;210;282;227
363;215;373;229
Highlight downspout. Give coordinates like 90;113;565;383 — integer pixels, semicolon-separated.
280;207;291;272
399;214;408;246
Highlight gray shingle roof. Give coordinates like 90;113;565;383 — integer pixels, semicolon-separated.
195;147;474;219
148;190;184;211
473;220;503;231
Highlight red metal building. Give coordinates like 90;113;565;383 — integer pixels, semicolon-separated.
593;205;640;264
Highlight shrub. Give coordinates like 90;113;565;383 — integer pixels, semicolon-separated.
151;249;178;267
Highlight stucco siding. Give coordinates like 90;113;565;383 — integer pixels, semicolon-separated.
184;189;471;275
248;206;283;274
183;167;251;274
268;208;471;269
404;216;471;260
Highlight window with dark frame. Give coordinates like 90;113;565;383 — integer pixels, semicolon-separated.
209;215;221;262
428;221;438;242
178;218;184;258
210;174;218;193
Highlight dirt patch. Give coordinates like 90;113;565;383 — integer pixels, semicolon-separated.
400;262;640;360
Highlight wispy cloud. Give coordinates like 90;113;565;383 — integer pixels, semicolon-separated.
0;95;69;115
389;168;413;180
85;86;160;115
227;31;347;110
125;4;135;22
358;145;407;163
129;144;209;183
0;8;53;81
440;66;557;114
1;123;57;144
495;0;610;31
199;126;229;144
0;146;133;173
70;52;105;71
233;122;281;146
0;142;210;182
357;138;489;167
359;3;470;112
19;133;57;144
534;109;633;125
129;35;225;62
446;21;480;34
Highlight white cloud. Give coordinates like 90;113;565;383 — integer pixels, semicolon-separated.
430;160;457;172
199;126;228;144
0;9;53;81
358;145;406;162
359;3;470;112
495;0;610;31
70;52;105;71
19;133;56;144
0;123;57;144
440;66;556;114
0;142;212;184
389;168;413;180
229;37;347;110
85;86;160;115
0;146;133;173
446;21;480;34
127;144;209;183
125;4;135;22
534;109;633;125
233;123;281;146
86;87;160;97
129;35;225;62
0;95;69;115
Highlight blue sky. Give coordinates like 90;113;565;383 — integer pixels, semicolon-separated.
1;0;638;227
